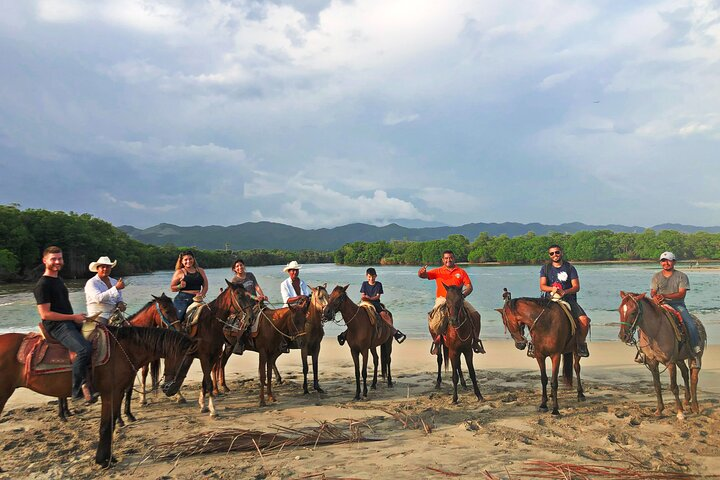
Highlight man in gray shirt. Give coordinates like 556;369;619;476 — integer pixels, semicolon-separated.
651;251;701;357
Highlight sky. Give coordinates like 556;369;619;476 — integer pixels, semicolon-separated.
1;0;719;229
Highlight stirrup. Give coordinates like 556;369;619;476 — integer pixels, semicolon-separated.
577;343;590;358
80;383;99;405
472;339;486;354
526;342;535;358
634;351;646;364
394;331;406;344
337;332;346;346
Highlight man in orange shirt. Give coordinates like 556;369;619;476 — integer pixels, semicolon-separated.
418;250;484;355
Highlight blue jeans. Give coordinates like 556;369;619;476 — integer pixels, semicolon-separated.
173;292;195;322
666;301;700;352
44;320;92;398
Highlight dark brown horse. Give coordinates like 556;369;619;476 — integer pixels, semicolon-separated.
274;284;330;394
0;327;197;467
181;281;256;416
435;284;483;404
618;291;706;419
497;290;583;415
322;285;393;400
55;294;180;425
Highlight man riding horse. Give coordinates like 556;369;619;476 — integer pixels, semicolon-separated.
418;250;484;355
650;251;702;366
538;244;590;357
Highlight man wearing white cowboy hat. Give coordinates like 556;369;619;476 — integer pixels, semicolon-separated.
84;256;126;324
280;260;311;307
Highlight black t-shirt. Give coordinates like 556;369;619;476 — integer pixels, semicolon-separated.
34;275;73;314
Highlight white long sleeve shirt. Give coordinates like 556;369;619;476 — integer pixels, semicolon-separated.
280;277;311;306
84;274;123;320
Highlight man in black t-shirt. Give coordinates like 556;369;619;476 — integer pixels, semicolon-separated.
33;246;98;404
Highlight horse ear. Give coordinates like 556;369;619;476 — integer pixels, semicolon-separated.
494;308;503;313
343;284;349;291
225;279;232;287
441;282;450;290
620;290;626;297
323;282;327;288
152;294;158;300
633;292;646;300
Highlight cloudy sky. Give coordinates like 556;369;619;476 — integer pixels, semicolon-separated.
1;0;719;229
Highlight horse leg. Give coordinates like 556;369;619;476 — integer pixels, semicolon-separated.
676;361;691;407
550;353;561;415
57;397;68;422
649;361;664;415
95;394;121;467
370;347;378;390
668;363;684;420
197;357;212;415
435;347;443;390
385;341;393;388
211;356;221;397
690;366;700;414
450;349;460;404
537;356;549;412
574;353;585;402
220;346;231;393
139;364;149;406
267;354;278;403
457;359;467;389
302;346;310;394
362;350;369;397
463;350;483;401
259;351;267;407
312;345;324;393
351;349;361;400
273;364;283;385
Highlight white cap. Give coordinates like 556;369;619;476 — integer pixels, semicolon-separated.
659;251;676;261
89;256;117;272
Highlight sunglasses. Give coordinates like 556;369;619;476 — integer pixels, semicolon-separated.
549;251;561;256
660;259;674;263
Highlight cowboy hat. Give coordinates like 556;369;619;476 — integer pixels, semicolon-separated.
89;256;117;272
283;260;302;272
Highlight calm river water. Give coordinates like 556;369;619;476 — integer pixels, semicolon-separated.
2;263;719;344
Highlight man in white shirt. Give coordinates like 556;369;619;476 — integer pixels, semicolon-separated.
85;256;126;324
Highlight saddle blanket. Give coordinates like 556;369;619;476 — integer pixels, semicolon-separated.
16;327;111;375
358;301;379;325
659;304;684;342
549;297;576;335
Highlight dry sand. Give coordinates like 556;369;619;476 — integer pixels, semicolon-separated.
1;339;719;479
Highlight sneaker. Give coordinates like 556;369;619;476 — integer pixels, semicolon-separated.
526;342;535;358
337;332;346;346
577;343;590;358
694;345;702;354
394;331;406;344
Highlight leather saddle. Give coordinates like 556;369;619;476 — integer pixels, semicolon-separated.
16;323;111;376
659;304;684;342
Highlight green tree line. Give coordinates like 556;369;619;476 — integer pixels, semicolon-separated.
0;205;332;281
334;230;720;265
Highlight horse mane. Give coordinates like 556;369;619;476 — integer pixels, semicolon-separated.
507;297;553;314
125;300;155;322
109;326;192;358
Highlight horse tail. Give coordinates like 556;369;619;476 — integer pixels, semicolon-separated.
562;352;573;386
150;359;161;390
443;344;449;372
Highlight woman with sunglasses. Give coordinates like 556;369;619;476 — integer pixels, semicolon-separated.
539;244;591;357
170;250;209;322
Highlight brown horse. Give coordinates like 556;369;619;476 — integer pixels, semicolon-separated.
0;326;197;467
55;294;180;425
322;285;393;400
435;284;483;404
497;290;583;415
274;284;330;394
182;281;257;416
618;291;706;419
242;298;308;406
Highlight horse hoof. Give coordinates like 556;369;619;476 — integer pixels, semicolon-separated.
200;407;209;413
259;400;266;407
538;405;548;412
210;412;219;419
578;394;586;402
269;396;277;403
353;395;361;401
387;382;394;388
303;389;310;395
370;384;377;390
476;394;484;402
126;414;136;422
212;390;220;397
116;419;125;428
452;398;459;405
139;400;147;406
315;387;325;394
654;409;663;416
551;409;560;416
676;411;685;421
222;386;230;393
176;397;186;404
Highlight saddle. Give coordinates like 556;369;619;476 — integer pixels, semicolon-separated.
358;301;379;326
658;304;684;342
17;323;111;378
549;295;576;335
184;301;208;337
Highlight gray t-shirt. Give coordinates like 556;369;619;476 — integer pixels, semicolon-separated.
651;270;689;295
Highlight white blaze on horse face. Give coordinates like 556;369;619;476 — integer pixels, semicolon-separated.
622;304;628;316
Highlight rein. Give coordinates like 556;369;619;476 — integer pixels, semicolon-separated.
619;295;643;346
326;291;361;326
156;301;181;330
256;306;307;341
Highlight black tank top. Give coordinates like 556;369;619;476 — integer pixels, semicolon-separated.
181;270;203;291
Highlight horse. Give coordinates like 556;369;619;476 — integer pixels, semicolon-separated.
434;284;483;404
618;291;706;419
322;285;393;400
55;294;180;425
273;284;330;394
496;289;583;415
181;281;257;417
0;326;197;467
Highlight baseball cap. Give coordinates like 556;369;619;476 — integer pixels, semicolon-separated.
659;251;676;261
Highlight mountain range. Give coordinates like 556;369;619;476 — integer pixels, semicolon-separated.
118;221;720;251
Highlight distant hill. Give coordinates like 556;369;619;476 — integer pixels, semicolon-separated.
117;221;720;251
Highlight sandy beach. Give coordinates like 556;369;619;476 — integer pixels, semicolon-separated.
1;339;719;479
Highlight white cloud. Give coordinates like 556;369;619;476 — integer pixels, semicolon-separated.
536;70;575;91
383;112;419;126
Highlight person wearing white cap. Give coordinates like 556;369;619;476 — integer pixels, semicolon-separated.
84;256;126;324
280;260;311;307
651;251;702;358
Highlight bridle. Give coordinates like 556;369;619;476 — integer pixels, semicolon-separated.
619;294;643;346
156;300;182;330
323;289;360;326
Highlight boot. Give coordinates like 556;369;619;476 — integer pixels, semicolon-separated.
577;342;590;357
634;351;646;364
81;383;99;405
232;338;245;355
526;341;535;358
280;338;290;354
393;330;406;344
337;331;347;346
472;338;486;354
